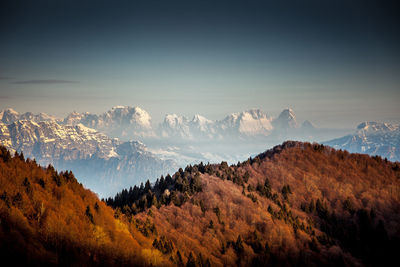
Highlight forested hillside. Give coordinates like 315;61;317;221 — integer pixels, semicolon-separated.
0;146;171;267
1;142;399;266
108;141;400;266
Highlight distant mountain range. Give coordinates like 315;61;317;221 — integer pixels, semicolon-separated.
56;106;354;164
159;109;275;140
324;121;400;162
60;106;295;141
1;106;398;198
59;106;346;143
0;106;344;142
0;117;176;197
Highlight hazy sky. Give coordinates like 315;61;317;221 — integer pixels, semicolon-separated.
1;0;399;127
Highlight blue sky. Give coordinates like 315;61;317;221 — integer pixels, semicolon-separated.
0;0;399;127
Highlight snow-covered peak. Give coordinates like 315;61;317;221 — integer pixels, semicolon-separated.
112;105;127;110
356;122;398;134
75;123;98;133
272;108;298;130
105;106;152;127
278;108;296;120
61;106;155;139
64;111;85;125
237;109;272;135
325;121;400;162
0;108;20;124
191;114;212;124
218;109;272;136
159;114;191;139
223;109;270;122
189;114;215;134
19;111;56;122
164;114;188;127
1;119;125;160
2;108;19;115
242;109;268;119
130;107;152;128
0;109;56;124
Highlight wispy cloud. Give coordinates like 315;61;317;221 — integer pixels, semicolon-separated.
12;79;79;84
0;76;14;80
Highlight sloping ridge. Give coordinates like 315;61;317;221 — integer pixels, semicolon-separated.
108;141;400;267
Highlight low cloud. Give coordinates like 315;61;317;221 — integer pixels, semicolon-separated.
13;79;79;84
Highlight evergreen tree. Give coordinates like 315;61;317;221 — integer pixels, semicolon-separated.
186;252;196;267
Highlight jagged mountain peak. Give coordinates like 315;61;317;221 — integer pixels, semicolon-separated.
272;108;298;129
191;114;212;124
356;121;398;133
218;109;272;136
0;109;57;124
1;107;19;114
225;109;269;120
278;108;296;120
63;106;154;139
63;111;86;125
242;108;267;118
0;108;20;124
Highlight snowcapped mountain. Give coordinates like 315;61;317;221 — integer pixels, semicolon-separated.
0;119;176;196
63;106;155;140
324;122;400;162
217;109;273;137
190;114;216;138
159;114;192;139
158;113;217;140
1;106;355;167
0;108;56;124
272;108;298;131
0;120;118;161
59;106;310;142
158;109;276;141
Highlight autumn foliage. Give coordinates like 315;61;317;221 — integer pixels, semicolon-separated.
112;141;400;266
2;141;400;266
0;146;170;266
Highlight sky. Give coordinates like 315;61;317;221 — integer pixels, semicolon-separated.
0;0;399;128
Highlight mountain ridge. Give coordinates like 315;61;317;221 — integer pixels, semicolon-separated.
324;121;400;162
0;119;177;197
107;141;400;266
